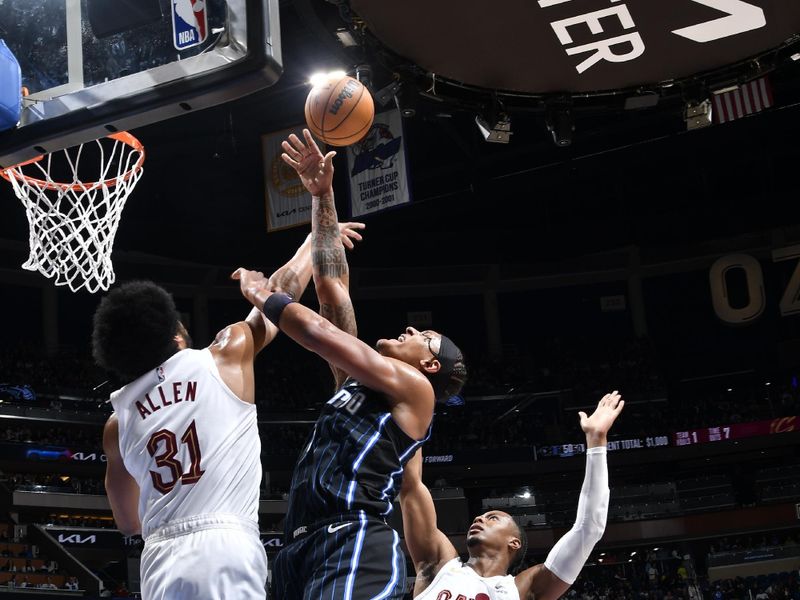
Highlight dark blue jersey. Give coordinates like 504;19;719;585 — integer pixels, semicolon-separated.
284;379;430;536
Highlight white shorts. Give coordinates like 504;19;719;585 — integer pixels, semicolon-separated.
141;514;267;600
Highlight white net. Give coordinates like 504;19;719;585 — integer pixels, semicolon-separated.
1;133;145;293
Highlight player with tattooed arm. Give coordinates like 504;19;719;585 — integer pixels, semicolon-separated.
232;130;467;599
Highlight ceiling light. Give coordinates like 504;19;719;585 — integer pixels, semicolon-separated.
309;71;347;87
546;108;574;147
335;29;358;47
685;100;712;131
476;114;512;144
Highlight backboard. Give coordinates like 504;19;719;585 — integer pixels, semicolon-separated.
0;0;282;168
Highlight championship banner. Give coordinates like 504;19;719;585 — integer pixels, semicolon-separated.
262;125;312;232
346;109;411;218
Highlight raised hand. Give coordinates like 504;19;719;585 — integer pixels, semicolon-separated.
230;268;273;307
281;129;336;197
578;391;624;447
338;222;365;250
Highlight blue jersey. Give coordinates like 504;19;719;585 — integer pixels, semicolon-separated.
284;379;430;536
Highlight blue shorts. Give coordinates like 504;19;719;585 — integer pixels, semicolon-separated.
271;512;405;600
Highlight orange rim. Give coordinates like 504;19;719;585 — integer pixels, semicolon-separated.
0;131;145;191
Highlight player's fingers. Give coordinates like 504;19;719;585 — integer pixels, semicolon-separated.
342;236;354;250
348;222;366;230
281;141;302;161
615;399;625;413
305;129;323;153
578;411;588;422
281;153;300;169
323;151;337;167
230;268;243;280
344;229;363;241
288;133;306;154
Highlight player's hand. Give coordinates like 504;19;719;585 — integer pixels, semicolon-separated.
230;268;273;306
578;391;624;445
339;222;365;250
281;129;336;197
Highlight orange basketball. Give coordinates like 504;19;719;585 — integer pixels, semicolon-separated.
305;75;375;147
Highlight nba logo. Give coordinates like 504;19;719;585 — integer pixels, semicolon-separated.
156;366;166;383
172;0;208;51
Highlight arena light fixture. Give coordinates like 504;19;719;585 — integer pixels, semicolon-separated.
309;70;348;87
475;114;512;143
374;80;402;107
546;108;574;147
684;100;713;131
335;28;358;47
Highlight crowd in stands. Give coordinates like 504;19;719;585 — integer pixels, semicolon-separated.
708;532;800;556
0;472;105;495
43;515;115;529
1;339;800;456
555;533;800;600
1;424;98;447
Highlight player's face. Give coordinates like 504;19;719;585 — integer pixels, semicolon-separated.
466;511;519;556
375;327;442;369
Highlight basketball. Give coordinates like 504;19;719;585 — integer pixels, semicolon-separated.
305;75;375;147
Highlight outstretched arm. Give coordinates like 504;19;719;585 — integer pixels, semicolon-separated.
231;268;434;440
515;392;623;600
213;225;362;404
282;130;364;389
242;233;314;355
399;450;458;596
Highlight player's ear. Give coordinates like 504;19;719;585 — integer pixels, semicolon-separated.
420;357;441;375
509;537;521;551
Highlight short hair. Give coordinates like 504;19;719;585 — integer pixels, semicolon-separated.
92;281;181;382
509;519;528;574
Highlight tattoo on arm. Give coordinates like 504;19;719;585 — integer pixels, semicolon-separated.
320;299;357;387
312;248;348;278
312;193;348;280
319;300;357;339
270;267;302;299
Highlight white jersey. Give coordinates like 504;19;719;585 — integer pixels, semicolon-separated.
110;348;261;539
415;558;521;600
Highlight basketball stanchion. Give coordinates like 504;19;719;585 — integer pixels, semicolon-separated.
0;132;145;293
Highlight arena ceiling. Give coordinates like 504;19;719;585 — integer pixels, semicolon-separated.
1;0;800;273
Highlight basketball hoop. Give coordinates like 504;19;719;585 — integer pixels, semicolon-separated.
0;132;145;293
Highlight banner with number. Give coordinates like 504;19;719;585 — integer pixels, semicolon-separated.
262;125;312;231
346;109;411;218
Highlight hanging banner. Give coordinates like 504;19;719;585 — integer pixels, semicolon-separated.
262;125;312;232
346;109;411;218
